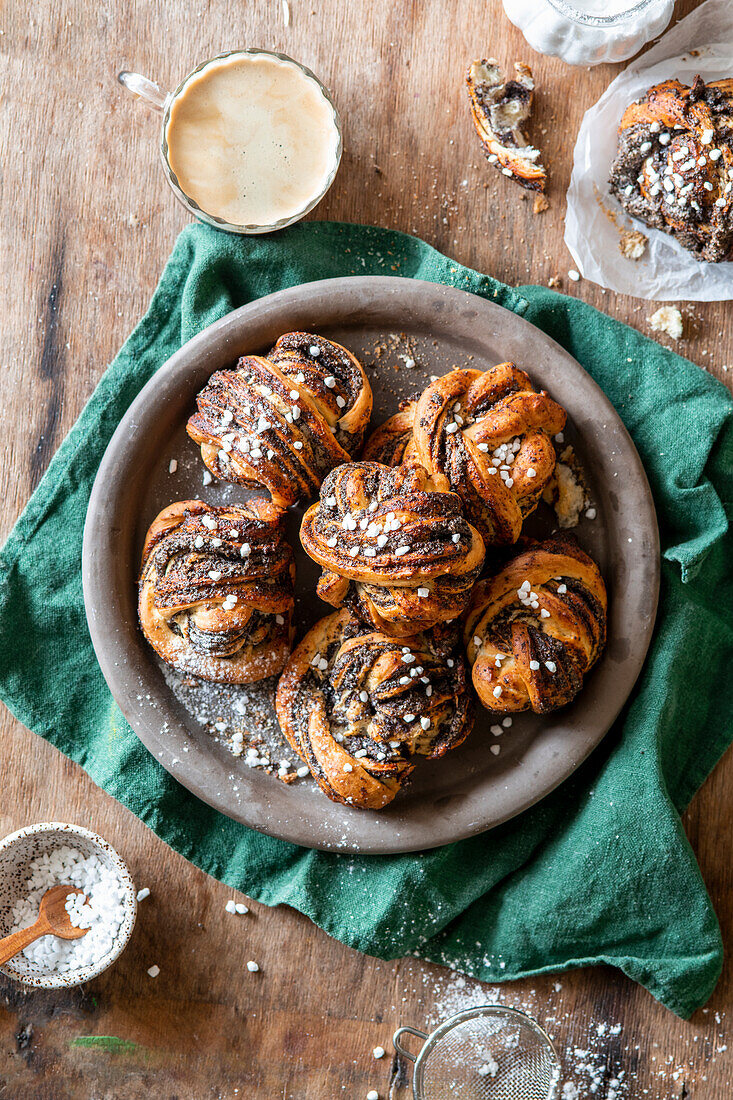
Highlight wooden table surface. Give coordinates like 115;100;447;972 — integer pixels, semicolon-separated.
1;1;731;1097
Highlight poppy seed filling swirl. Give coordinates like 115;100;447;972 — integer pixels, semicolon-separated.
186;332;373;507
300;461;486;636
138;499;295;683
363;364;566;546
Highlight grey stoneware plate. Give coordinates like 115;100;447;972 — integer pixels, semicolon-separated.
82;277;660;855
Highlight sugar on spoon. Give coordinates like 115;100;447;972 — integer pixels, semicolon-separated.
0;884;89;965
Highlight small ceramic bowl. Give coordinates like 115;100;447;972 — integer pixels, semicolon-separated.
0;822;137;988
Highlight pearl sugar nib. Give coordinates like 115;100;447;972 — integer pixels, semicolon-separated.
5;845;128;975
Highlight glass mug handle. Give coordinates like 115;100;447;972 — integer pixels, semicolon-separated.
118;71;170;114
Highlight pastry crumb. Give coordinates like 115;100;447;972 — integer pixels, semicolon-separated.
548;276;562;289
619;229;648;260
649;306;683;340
533;194;549;215
543;446;587;529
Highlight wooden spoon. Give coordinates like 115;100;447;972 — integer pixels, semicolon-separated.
0;884;89;965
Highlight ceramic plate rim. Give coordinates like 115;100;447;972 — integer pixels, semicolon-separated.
82;276;660;855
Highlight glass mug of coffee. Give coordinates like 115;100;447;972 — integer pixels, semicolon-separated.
119;49;342;234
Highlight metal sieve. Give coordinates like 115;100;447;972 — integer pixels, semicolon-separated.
393;1005;560;1100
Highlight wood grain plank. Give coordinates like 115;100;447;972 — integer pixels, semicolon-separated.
0;1;731;1097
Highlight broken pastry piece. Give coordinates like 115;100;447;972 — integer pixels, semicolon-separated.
542;446;588;529
467;58;547;193
609;76;733;262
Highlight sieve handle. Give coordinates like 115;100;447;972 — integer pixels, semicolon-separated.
393;1025;428;1063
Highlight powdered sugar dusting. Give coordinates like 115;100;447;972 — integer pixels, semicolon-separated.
161;665;305;782
386;962;730;1099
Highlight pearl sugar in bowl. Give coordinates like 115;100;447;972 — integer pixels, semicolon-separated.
0;822;137;988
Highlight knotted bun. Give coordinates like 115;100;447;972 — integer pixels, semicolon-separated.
300;461;485;637
610;76;733;262
138;499;295;683
464;534;607;714
187;332;372;507
364;364;566;546
275;609;474;809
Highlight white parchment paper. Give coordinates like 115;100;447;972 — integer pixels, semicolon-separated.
565;0;733;301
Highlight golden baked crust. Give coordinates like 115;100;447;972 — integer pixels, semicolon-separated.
186;332;372;507
300;461;485;637
363;365;566;546
467;58;547;192
275;609;474;809
138;499;295;683
610;76;733;262
464;535;607;714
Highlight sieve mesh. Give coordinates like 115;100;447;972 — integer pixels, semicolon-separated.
412;1008;559;1100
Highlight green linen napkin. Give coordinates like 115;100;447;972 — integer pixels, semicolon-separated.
1;222;731;1019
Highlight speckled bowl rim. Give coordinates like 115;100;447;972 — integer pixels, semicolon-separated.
82;276;660;854
0;822;137;988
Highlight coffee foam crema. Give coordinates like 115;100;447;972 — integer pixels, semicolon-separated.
165;53;340;228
